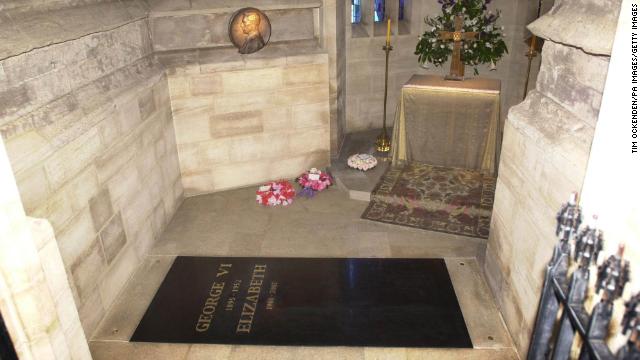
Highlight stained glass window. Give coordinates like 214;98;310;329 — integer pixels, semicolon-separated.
399;0;405;20
374;0;385;22
351;0;362;23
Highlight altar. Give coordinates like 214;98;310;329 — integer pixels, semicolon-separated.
390;75;501;175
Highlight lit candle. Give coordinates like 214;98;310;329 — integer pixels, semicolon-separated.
386;18;391;46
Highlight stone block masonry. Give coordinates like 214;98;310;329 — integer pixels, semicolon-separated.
0;18;183;342
0;133;92;360
483;0;620;356
161;45;331;196
147;0;345;158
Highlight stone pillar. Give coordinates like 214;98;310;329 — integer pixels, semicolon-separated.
322;0;347;157
483;0;621;355
0;135;91;359
334;0;347;156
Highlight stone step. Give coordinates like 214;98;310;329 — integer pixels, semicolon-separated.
329;129;392;202
149;0;323;15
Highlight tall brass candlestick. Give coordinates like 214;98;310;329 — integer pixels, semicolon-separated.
523;35;538;100
523;0;544;100
376;19;392;153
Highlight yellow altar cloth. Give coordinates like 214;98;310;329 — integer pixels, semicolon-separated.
390;75;501;175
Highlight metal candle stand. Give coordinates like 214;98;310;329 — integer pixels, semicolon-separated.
523;35;539;100
375;44;392;153
523;0;544;100
528;196;639;360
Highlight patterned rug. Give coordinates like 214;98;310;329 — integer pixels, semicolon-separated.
361;162;496;238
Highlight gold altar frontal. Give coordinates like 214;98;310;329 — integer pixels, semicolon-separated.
390;75;501;175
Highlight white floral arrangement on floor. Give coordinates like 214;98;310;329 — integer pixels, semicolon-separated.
347;154;378;171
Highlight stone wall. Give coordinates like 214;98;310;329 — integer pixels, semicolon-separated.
483;0;620;355
0;12;183;341
148;0;342;158
0;134;91;360
160;45;331;195
1;0;112;12
149;0;332;195
344;0;537;136
0;0;147;60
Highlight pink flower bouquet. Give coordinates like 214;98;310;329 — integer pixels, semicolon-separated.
296;168;333;197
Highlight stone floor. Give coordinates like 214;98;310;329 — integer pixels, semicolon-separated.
89;186;518;359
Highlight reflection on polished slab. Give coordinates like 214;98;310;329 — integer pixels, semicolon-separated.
132;257;471;348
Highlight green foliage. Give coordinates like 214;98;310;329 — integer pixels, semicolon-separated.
415;0;508;75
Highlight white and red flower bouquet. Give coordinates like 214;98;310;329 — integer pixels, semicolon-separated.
256;180;296;206
296;168;333;198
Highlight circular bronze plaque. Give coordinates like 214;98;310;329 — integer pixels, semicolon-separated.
228;8;271;54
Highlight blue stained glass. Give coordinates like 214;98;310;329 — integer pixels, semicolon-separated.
399;0;405;20
374;0;385;22
351;0;362;23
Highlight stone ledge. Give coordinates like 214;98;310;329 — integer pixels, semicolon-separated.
0;0;148;61
327;129;390;202
149;0;322;16
528;0;621;56
535;41;610;128
150;6;318;52
506;90;594;180
156;40;328;73
509;91;593;145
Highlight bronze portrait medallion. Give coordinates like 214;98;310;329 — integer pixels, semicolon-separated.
228;8;271;54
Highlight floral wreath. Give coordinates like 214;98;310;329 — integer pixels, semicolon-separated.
415;0;508;75
256;180;296;206
347;154;378;171
296;168;333;198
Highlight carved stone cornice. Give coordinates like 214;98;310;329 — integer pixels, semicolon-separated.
0;0;148;61
528;0;622;56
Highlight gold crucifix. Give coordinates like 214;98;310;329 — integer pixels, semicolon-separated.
438;14;479;80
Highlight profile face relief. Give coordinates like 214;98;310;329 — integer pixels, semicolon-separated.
239;10;266;54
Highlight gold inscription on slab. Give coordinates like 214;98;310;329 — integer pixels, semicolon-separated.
216;263;232;277
236;264;267;334
195;264;232;332
266;281;278;310
225;279;243;311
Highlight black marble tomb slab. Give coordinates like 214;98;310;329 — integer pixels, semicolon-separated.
131;257;472;348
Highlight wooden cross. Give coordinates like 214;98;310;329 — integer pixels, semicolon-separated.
438;14;479;80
